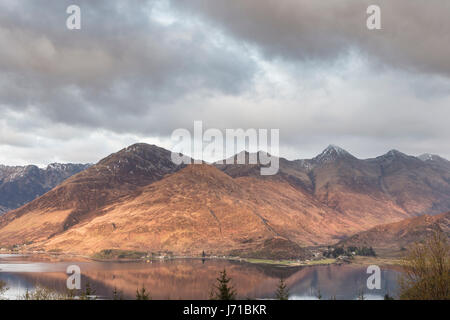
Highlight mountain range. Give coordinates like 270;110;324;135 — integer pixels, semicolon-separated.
0;143;449;258
0;163;91;215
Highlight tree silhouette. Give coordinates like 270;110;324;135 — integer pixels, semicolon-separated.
0;280;8;298
136;286;150;300
210;269;236;300
275;278;289;300
80;281;96;300
113;287;123;300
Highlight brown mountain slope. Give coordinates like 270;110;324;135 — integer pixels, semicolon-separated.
217;147;412;229
0;144;186;245
218;146;450;227
338;211;450;250
367;150;450;215
1;144;450;258
29;164;364;257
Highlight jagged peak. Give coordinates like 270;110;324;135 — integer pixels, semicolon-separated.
218;150;276;165
387;149;404;156
122;143;169;154
100;143;174;164
313;145;355;163
326;144;346;152
380;149;411;159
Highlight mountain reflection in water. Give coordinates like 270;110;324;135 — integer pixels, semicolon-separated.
0;255;399;300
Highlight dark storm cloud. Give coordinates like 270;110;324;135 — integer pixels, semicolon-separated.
0;0;256;136
171;0;450;77
1;0;450;165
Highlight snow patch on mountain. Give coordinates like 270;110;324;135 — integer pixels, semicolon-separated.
418;154;441;162
313;145;355;164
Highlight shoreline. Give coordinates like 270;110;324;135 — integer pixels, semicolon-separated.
0;251;404;268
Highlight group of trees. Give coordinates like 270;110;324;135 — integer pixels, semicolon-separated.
324;246;376;258
209;269;290;300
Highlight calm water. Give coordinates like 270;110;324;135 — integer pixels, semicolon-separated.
0;254;400;300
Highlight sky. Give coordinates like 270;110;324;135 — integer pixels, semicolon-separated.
0;0;449;166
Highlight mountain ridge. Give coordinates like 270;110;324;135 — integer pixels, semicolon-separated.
0;163;91;215
0;143;449;258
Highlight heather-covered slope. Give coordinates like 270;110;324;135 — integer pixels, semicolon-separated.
338;211;450;250
33;164;358;257
0;144;186;245
219;146;450;224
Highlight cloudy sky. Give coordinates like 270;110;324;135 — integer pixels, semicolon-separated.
1;0;449;166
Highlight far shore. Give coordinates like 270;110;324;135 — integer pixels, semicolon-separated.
0;250;405;268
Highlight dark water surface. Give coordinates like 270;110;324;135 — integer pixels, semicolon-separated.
0;254;400;300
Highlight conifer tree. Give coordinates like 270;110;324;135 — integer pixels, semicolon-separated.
275;278;289;300
211;269;236;300
136;286;150;300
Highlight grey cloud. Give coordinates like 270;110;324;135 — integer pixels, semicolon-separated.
171;0;450;77
1;0;450;165
0;0;257;135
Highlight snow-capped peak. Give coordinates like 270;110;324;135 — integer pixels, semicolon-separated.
325;145;348;154
313;145;354;163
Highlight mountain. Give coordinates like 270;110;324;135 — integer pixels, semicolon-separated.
0;163;91;215
215;148;404;230
0;143;449;259
337;211;450;250
0;144;188;245
215;151;314;191
366;150;450;215
22;164;359;257
310;144;357;165
218;145;450;228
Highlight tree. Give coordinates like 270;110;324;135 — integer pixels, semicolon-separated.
398;230;449;300
20;286;63;300
210;269;236;300
113;287;123;300
0;280;9;298
384;293;395;300
275;279;289;300
80;281;96;300
357;288;365;300
315;289;322;300
65;289;76;300
136;286;150;300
